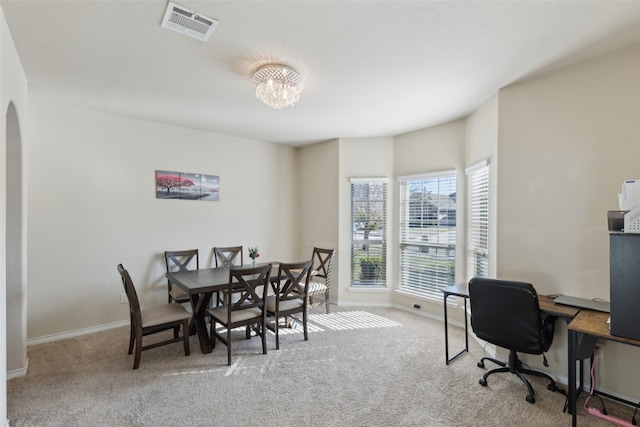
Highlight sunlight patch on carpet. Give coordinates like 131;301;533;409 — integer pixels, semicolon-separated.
308;311;401;330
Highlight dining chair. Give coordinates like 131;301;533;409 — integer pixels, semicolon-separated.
305;247;335;314
213;246;244;305
117;264;191;369
207;264;271;365
164;249;199;304
266;260;313;350
214;246;244;268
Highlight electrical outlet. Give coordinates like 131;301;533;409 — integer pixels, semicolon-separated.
120;293;128;304
595;345;604;360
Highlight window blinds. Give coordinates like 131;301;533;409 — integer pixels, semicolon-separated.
398;171;456;299
466;161;489;280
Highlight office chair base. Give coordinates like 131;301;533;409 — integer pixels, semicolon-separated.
478;353;559;404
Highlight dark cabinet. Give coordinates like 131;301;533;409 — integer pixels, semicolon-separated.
610;233;640;340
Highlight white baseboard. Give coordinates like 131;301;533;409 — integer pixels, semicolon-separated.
27;320;129;346
6;358;28;380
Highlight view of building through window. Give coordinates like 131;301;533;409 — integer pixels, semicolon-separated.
399;172;456;299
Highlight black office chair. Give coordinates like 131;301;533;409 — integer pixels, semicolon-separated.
468;277;560;403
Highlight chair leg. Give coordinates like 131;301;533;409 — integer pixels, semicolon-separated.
210;319;217;349
133;328;143;370
275;314;280;350
227;326;232;366
128;322;135;355
325;290;330;314
182;319;190;356
303;308;309;341
261;320;267;355
478;351;558;404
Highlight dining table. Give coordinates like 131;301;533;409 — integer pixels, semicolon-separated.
166;263;279;354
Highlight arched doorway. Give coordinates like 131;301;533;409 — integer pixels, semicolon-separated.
6;101;26;375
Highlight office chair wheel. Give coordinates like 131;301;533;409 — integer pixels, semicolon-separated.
477;361;485;368
526;394;535;404
547;383;557;392
479;378;487;387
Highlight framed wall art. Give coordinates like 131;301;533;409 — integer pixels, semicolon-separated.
156;170;220;201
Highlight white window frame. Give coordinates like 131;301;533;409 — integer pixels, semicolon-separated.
350;178;387;287
398;170;457;300
466;160;489;281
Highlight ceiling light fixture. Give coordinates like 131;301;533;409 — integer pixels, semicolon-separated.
252;64;304;109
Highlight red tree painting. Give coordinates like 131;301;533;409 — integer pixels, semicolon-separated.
156;173;195;194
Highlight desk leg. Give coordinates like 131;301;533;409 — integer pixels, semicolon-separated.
463;297;469;356
444;293;450;364
190;292;213;354
568;329;578;427
443;292;469;365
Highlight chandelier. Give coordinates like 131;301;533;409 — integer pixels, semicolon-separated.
252;64;304;109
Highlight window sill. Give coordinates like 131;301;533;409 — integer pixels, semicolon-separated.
349;285;389;293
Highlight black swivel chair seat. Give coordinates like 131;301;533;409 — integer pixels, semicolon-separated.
468;277;560;404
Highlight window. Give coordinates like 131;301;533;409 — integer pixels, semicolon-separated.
466;161;489;280
350;178;387;286
398;171;456;299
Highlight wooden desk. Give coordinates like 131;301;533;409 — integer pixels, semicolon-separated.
567;309;640;427
441;283;581;365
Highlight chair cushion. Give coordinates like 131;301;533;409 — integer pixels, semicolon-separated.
141;303;191;328
208;305;262;324
307;281;328;294
265;295;304;312
169;287;189;301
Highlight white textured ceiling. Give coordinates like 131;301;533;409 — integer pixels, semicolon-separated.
4;0;640;145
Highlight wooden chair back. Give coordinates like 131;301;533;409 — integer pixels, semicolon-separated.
275;260;314;307
227;264;270;313
164;249;199;302
214;246;243;267
118;263;142;325
312;247;334;280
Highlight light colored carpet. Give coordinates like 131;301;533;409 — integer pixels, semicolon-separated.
7;307;634;426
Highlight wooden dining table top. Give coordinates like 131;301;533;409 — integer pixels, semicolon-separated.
166;263;280;295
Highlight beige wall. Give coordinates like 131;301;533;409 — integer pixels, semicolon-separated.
337;137;394;306
26;95;299;341
297;139;339;297
1;5;28;422
465;94;498;278
392;120;466;316
497;45;640;396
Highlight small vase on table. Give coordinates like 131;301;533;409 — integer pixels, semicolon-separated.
248;247;259;267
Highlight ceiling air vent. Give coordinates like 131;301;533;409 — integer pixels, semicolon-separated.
161;2;218;42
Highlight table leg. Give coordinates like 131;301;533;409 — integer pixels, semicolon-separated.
190;292;213;354
568;329;578;427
